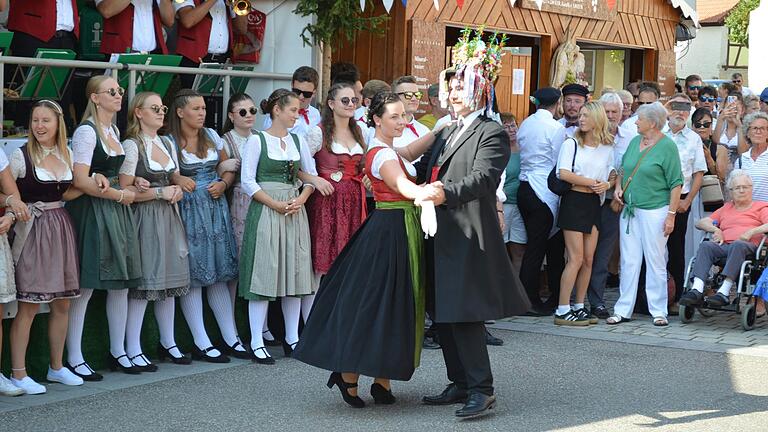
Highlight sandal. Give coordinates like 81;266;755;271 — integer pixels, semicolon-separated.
653;317;669;327
606;315;629;325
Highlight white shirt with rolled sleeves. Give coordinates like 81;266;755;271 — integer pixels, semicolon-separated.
96;0;162;53
174;0;234;55
261;105;321;139
240;131;317;197
56;0;75;32
663;124;707;195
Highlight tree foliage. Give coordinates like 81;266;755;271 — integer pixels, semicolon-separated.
293;0;389;46
725;0;761;47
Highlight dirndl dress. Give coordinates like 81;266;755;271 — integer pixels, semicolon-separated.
293;144;425;381
222;130;251;252
171;131;238;288
122;136;190;300
66;121;142;290
0;149;14;304
238;132;313;301
10;145;79;303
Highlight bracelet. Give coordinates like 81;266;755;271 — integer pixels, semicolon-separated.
667;210;676;215
6;211;16;222
117;190;125;203
497;210;503;213
4;195;13;207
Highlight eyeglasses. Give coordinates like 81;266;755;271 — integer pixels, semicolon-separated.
338;97;360;106
750;126;768;133
636;101;654;105
730;185;752;191
693;121;712;128
397;91;423;100
688;85;702;91
699;96;715;103
97;87;125;97
234;107;257;117
141;104;168;115
292;88;314;99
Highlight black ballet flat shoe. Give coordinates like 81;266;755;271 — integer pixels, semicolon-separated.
250;347;275;365
326;372;365;408
157;344;192;365
191;346;230;364
282;340;298;357
263;331;281;347
66;361;103;382
224;341;252;360
371;383;396;405
108;354;142;375
128;353;158;372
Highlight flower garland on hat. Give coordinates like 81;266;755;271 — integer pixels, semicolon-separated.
439;27;507;115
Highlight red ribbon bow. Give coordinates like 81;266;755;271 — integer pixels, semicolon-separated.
298;108;309;124
405;123;419;137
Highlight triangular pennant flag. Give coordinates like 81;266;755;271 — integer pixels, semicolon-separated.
401;0;407;6
607;0;616;10
457;0;464;9
383;0;394;12
433;0;440;10
508;0;516;5
360;0;365;11
534;0;543;10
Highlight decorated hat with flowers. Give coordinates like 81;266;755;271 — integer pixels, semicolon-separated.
439;26;507;113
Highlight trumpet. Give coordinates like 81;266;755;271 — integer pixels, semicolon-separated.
228;0;251;15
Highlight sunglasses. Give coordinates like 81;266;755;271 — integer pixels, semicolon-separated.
398;91;423;100
98;87;125;97
733;80;742;84
699;96;715;103
636;101;654;105
234;107;257;117
694;121;712;128
687;85;702;91
338;97;360;106
292;88;315;99
141;104;168;115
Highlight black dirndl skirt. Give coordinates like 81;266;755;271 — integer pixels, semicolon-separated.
557;190;601;233
292;206;421;381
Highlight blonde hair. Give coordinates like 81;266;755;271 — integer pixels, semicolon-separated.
28;100;72;167
125;92;161;159
167;89;215;159
575;101;614;146
81;75;117;147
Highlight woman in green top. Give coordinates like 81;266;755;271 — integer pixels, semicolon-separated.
500;113;525;276
609;102;683;327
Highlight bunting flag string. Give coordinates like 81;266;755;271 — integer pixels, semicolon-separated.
383;0;393;12
360;0;366;11
433;0;440;10
456;0;464;8
384;0;533;13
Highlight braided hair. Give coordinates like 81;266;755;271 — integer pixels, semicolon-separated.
366;91;402;128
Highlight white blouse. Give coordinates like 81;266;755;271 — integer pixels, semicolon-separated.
369;138;416;180
240;132;318;197
10;147;73;181
179;129;225;164
305;126;364;156
119;135;178;177
224;130;251;159
72;121;123;165
0;150;10;172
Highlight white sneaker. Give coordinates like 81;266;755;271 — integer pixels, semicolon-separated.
11;376;46;395
0;375;24;397
47;367;84;386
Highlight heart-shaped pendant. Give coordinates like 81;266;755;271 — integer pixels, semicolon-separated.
330;171;343;182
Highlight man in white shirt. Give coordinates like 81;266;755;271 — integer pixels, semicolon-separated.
732;72;754;97
623;82;660;136
517;87;567;315
96;0;175;55
262;66;321;138
558;84;588;138
392;75;431;152
663;93;707;306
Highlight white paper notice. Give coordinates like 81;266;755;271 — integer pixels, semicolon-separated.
512;69;525;95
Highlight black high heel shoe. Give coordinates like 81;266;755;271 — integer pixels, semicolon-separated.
326;372;365;408
157;343;192;365
371;383;396;405
128;353;158;372
191;346;230;364
66;361;103;382
250;347;275;365
282;340;298;357
108;354;141;375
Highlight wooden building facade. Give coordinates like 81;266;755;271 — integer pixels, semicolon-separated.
333;0;691;120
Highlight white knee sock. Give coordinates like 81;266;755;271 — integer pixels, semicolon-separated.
301;294;315;323
207;282;243;351
692;277;705;293
718;279;734;296
66;288;93;371
227;279;237;311
179;286;220;356
282;297;301;345
154;297;182;358
125;298;148;361
248;300;269;352
262;311;275;342
106;290;131;367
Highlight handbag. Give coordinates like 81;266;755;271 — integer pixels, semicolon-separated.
547;138;577;196
700;174;724;207
612;140;658;214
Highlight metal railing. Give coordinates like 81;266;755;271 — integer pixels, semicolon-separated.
0;55;293;135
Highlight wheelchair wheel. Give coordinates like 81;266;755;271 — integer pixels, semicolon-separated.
679;304;695;323
741;303;756;331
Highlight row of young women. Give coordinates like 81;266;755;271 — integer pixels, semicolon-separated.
0;75;378;396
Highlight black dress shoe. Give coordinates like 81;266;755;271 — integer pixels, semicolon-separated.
485;329;503;346
250;347;275;365
223;341;252;360
128;353;158;372
455;393;497;418
371;383;396;404
326;372;365;408
108;354;142;375
157;343;192;365
282;340;298;357
591;305;610;319
262;331;281;347
66;361;103;382
191;346;230;363
422;383;469;405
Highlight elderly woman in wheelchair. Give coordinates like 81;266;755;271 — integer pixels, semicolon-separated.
680;170;768;314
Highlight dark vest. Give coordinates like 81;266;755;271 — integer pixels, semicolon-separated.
16;145;73;202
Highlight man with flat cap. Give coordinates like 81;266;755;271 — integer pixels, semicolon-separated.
517;87;568;315
559;83;589;137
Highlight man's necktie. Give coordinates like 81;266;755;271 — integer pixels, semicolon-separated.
405;123;419;137
299;108;309;124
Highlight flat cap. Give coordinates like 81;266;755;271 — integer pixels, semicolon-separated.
561;83;589;98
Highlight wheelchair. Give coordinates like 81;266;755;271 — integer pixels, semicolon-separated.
679;236;768;331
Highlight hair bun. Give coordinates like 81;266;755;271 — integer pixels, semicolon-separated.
259;99;269;115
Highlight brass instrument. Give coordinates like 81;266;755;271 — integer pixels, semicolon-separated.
172;0;251;16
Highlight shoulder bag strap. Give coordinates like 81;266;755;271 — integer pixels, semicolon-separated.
621;142;657;192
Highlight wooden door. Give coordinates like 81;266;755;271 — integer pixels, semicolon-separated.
495;53;532;121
